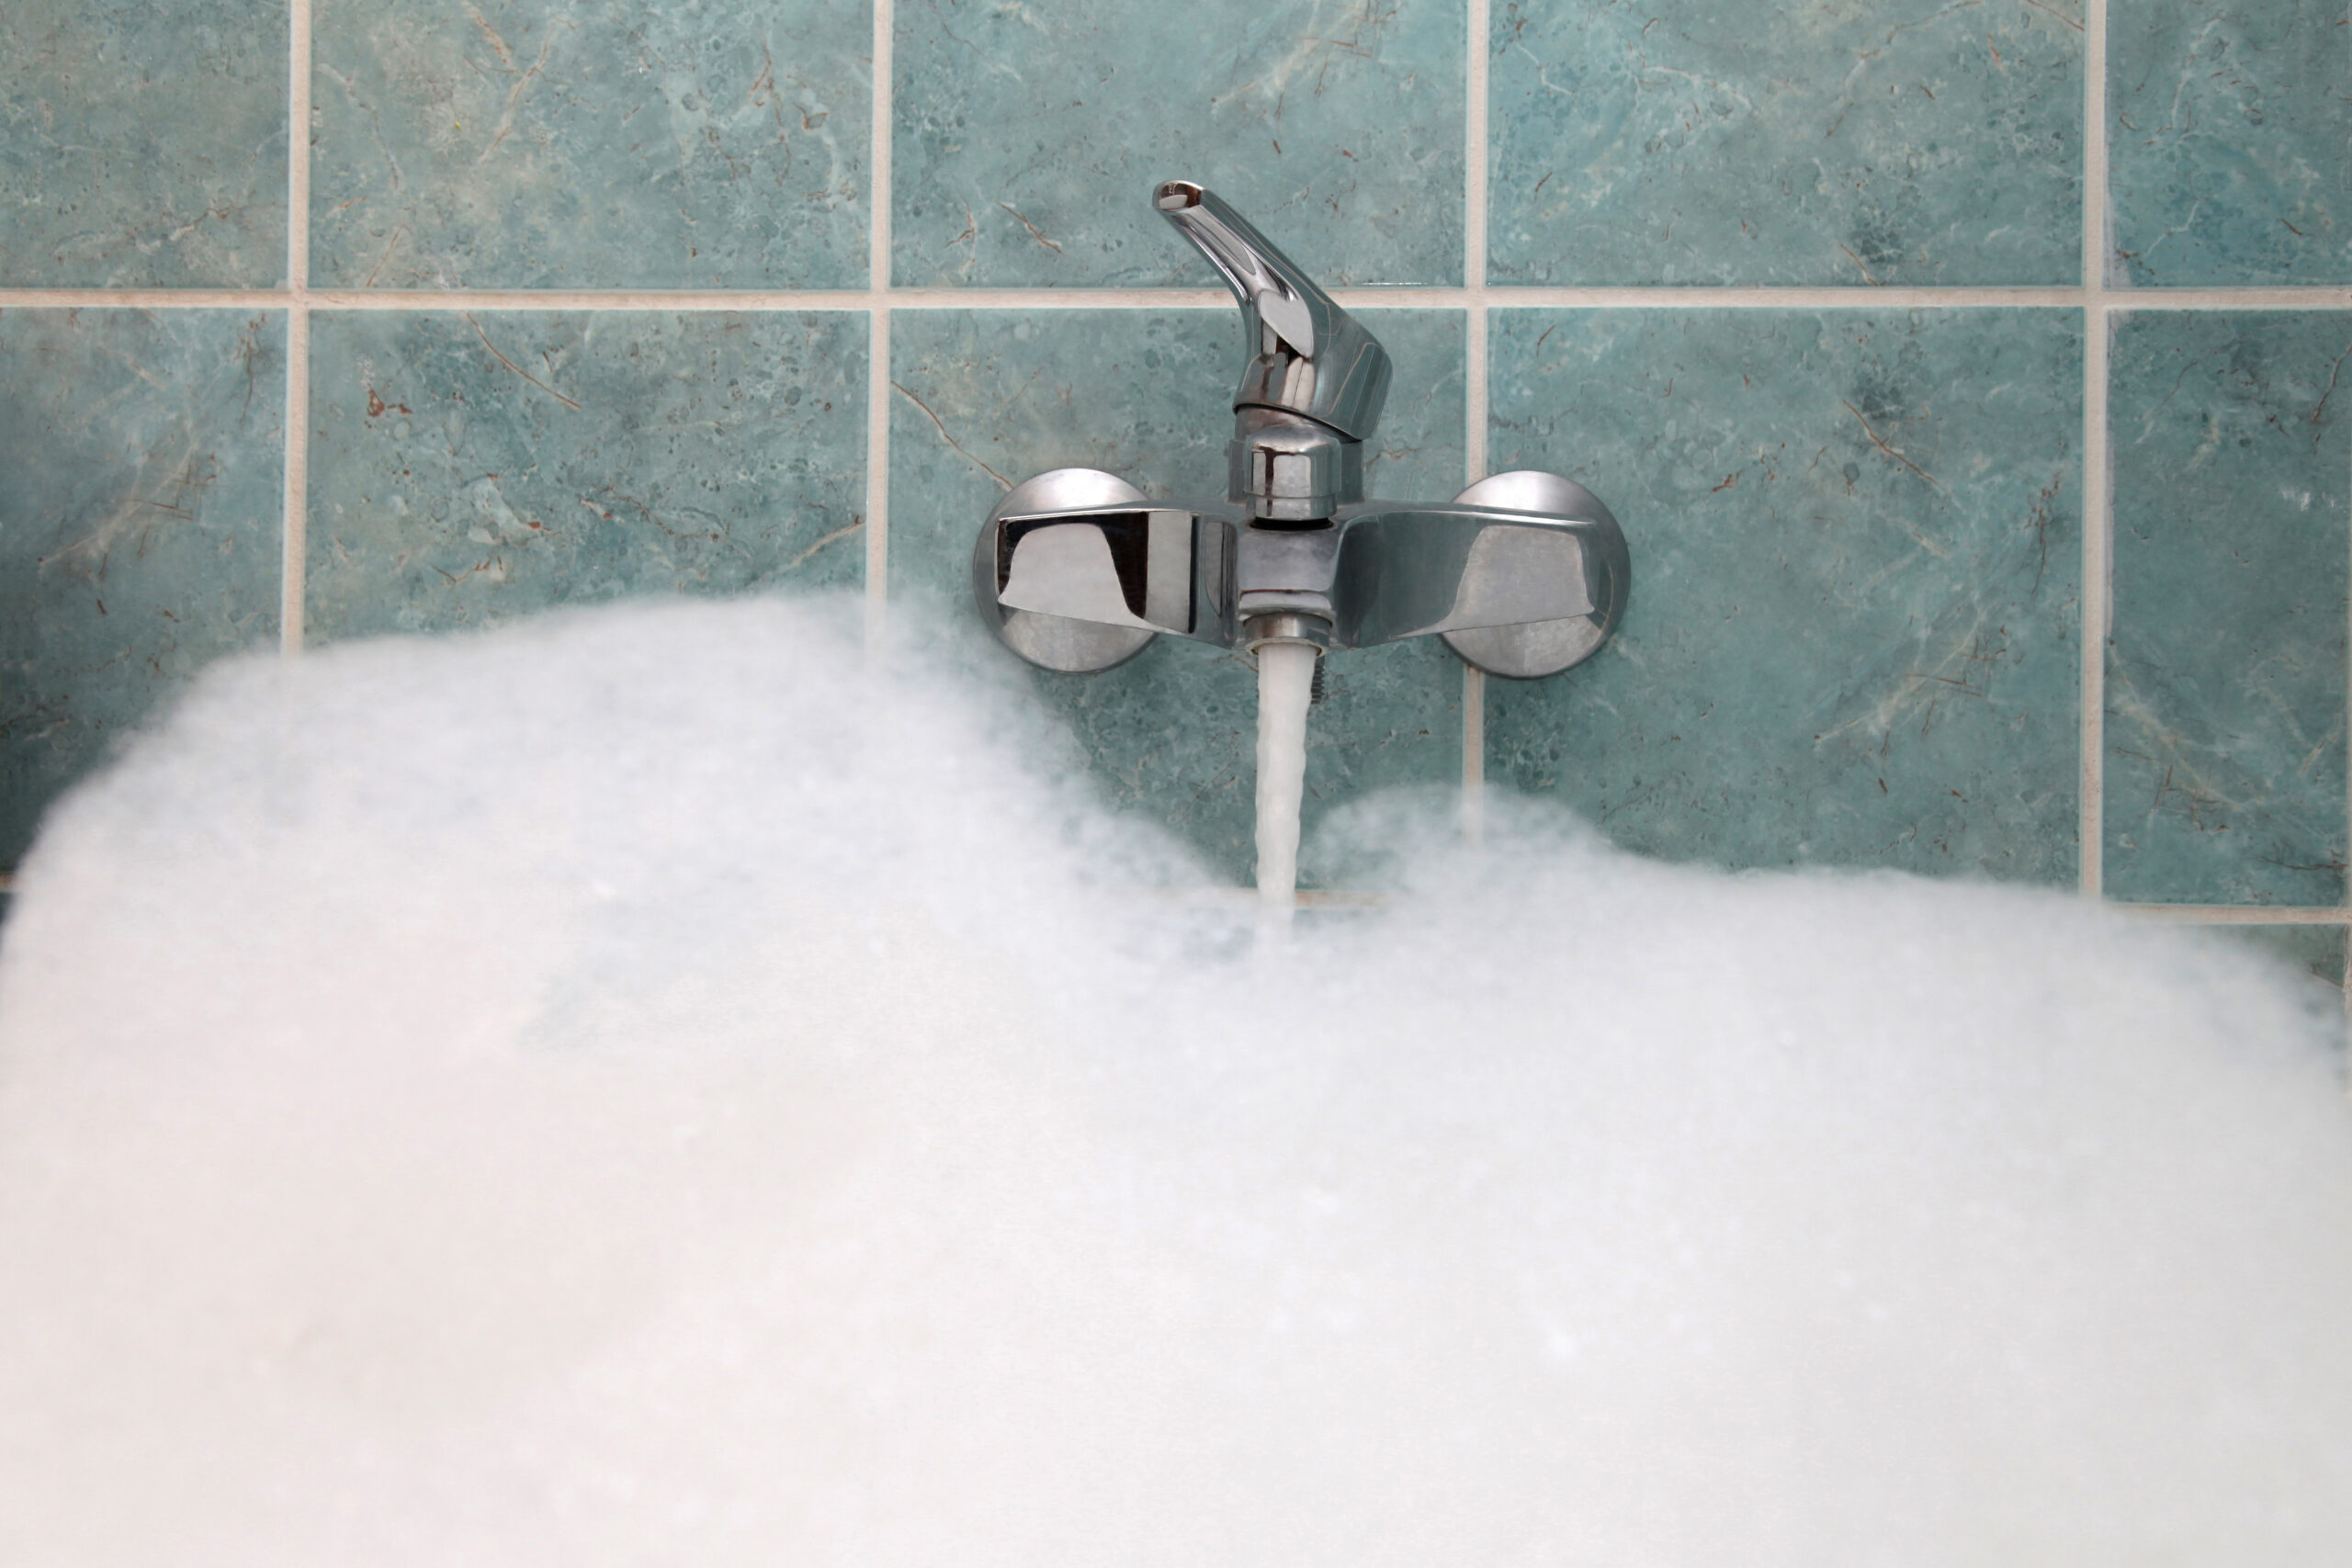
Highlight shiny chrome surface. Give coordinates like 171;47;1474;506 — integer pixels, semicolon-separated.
984;493;1239;652
973;183;1629;682
985;491;1624;657
1241;610;1332;656
1154;181;1390;442
972;468;1158;672
1430;474;1636;677
1234;518;1339;629
1228;407;1362;522
1438;472;1629;678
1158;179;1385;523
1331;499;1616;651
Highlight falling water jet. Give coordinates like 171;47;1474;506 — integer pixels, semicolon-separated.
1253;642;1317;928
971;182;1627;957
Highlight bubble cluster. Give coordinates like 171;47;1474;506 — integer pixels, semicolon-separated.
2;596;2346;1564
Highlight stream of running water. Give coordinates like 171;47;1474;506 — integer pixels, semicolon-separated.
1252;642;1317;926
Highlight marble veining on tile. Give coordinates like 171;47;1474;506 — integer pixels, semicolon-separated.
0;309;285;865
1487;308;2082;882
0;3;288;286
892;0;1464;288
888;308;1466;882
2104;311;2351;907
1487;0;2084;287
2108;1;2352;287
311;0;869;288
307;310;866;642
2208;924;2348;1014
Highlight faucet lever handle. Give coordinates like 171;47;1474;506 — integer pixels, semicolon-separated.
1329;474;1631;674
984;491;1243;649
1155;180;1391;443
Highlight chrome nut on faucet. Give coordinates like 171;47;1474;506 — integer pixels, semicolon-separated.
971;179;1630;680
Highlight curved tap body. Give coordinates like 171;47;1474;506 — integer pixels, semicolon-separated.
1153;180;1392;446
974;181;1630;682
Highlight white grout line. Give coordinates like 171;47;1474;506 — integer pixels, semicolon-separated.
1428;287;2348;311
1461;666;1486;844
2341;930;2350;1070
864;0;894;650
1461;0;1490;832
2110;904;2352;925
2080;309;2109;896
2078;0;2109;899
29;0;2351;927
284;309;309;653
1464;0;1490;477
9;285;2351;312
281;0;312;656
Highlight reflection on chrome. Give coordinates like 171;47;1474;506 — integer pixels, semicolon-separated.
973;181;1630;682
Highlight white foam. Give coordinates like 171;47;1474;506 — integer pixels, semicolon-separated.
1;595;2347;1565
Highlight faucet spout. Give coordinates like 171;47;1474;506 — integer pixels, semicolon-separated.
972;183;1629;681
1154;180;1391;445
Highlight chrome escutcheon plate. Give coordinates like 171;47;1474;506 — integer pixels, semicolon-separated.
973;468;1158;673
1441;470;1630;679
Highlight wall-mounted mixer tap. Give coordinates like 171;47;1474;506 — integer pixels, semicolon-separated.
973;179;1630;682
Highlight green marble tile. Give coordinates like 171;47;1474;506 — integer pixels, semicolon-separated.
2207;924;2347;1016
2108;1;2352;287
888;307;1467;883
1487;0;2083;287
0;3;288;286
0;309;285;865
1487;308;2081;882
892;0;1464;288
311;0;869;288
307;310;866;641
2104;311;2351;907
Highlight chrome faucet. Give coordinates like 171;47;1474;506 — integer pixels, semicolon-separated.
973;179;1629;681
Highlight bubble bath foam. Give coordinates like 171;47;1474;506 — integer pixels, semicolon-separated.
1;597;2347;1565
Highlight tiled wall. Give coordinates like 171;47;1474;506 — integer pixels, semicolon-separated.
2;1;2348;989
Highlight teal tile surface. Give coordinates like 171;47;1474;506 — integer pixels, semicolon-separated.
0;309;285;864
1487;0;2084;287
2209;924;2347;1013
2108;1;2352;287
0;3;288;286
888;308;1467;882
2104;311;2351;907
1487;308;2082;881
311;0;869;288
892;1;1464;288
307;310;866;640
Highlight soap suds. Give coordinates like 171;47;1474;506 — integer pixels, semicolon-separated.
1;596;2347;1565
